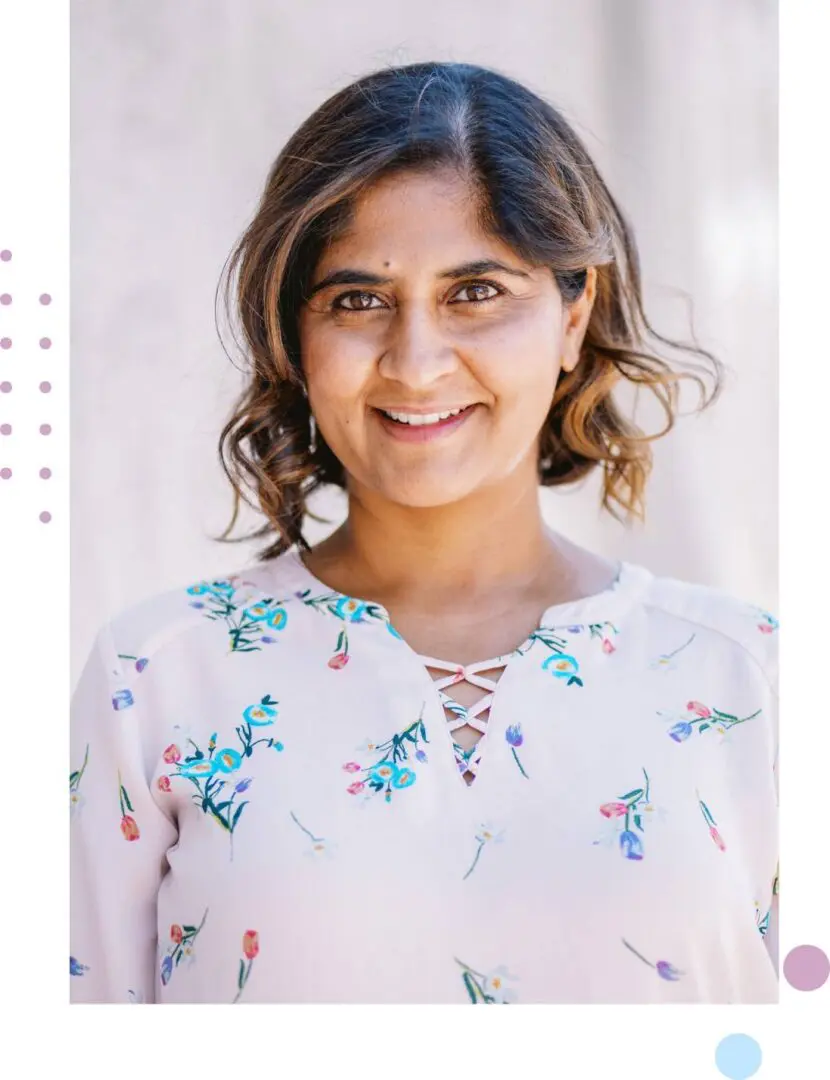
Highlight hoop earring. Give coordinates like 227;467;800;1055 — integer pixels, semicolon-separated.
309;413;317;455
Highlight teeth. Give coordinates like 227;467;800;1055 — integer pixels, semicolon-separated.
383;407;466;426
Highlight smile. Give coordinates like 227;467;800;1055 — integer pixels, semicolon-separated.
372;403;479;442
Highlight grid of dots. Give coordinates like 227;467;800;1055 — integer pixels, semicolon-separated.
0;249;53;520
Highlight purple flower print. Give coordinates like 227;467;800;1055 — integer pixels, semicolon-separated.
622;939;683;982
505;724;529;779
111;689;134;711
668;721;693;742
70;956;88;977
415;749;428;763
160;954;174;986
234;778;253;794
619;830;644;860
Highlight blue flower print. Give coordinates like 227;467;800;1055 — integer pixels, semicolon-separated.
668;721;693;742
112;689;134;711
243;702;277;727
160;954;174;986
333;596;370;623
213;748;243;773
162;697;281;856
70;956;89;977
392;767;416;789
370;762;397;785
619;830;644;861
542;652;581;685
178;758;218;779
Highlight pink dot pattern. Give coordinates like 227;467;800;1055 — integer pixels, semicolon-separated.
40;337;52;349
783;945;830;991
0;381;11;393
39;293;51;305
0;293;10;305
0;338;11;349
0;250;11;262
39;511;52;524
1;424;12;436
40;467;52;479
39;381;51;393
0;467;11;480
39;424;51;435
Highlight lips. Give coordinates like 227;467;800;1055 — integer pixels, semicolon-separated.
372;403;480;443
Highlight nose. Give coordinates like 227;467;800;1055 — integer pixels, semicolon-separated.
377;305;460;389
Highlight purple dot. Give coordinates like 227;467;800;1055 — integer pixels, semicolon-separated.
0;382;11;393
0;468;11;479
40;337;52;350
39;381;51;393
0;250;11;262
39;423;51;435
0;338;11;350
39;511;52;524
39;293;51;305
783;945;830;991
39;467;52;479
0;294;10;305
0;424;11;436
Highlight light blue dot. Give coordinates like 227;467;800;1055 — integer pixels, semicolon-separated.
715;1034;762;1079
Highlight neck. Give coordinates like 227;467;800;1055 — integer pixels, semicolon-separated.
306;461;573;610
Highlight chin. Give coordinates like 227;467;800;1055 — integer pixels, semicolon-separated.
367;471;483;509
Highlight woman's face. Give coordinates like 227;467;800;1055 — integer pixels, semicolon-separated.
298;168;595;509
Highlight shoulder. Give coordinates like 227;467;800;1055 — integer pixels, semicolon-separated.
632;564;779;692
100;552;304;665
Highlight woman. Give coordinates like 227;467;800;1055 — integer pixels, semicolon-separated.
70;61;778;1004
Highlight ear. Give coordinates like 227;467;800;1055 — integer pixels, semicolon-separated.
560;267;598;373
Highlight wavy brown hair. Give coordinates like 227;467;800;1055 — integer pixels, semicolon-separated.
215;61;722;560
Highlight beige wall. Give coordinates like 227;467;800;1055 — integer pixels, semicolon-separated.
71;0;777;683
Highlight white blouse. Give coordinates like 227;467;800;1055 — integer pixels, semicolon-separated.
69;548;779;1004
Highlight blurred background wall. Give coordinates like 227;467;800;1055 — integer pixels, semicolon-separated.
71;0;777;685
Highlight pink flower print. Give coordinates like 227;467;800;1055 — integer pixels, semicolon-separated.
118;772;140;841
687;701;711;718
599;801;628;818
342;762;361;773
157;775;171;793
120;815;140;842
697;792;726;851
758;622;773;634
163;744;181;764
602;637;616;655
242;930;259;960
234;930;259;1003
328;652;349;670
170;924;183;944
347;781;365;795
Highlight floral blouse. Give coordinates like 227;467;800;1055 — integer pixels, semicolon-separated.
69;548;779;1004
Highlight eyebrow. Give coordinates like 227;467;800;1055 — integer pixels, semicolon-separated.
305;259;531;300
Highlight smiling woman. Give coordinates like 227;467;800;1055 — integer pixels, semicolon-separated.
70;61;778;1006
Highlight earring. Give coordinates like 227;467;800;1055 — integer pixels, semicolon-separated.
309;413;317;455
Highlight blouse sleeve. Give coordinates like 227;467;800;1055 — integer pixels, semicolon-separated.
70;623;177;1003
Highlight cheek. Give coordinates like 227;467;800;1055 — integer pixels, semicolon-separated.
471;314;562;404
300;323;374;416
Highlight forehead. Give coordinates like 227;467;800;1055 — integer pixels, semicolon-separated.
319;168;519;268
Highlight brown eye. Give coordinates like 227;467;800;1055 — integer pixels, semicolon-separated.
332;291;385;311
450;281;502;304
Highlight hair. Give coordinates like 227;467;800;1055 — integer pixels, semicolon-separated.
215;60;722;559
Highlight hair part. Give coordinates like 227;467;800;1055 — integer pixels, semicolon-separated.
215;61;722;558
